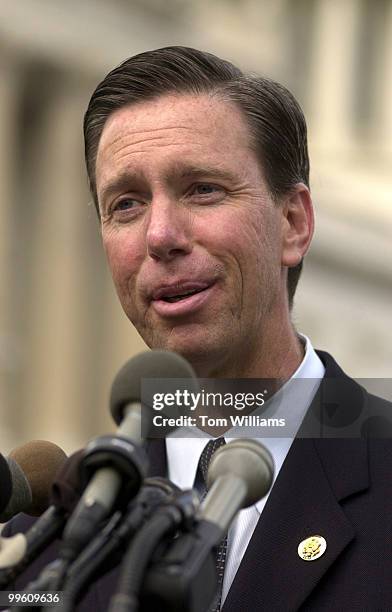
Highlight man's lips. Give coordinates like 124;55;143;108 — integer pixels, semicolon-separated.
151;281;212;302
149;281;216;317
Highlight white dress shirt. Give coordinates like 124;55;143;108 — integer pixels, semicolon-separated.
166;335;325;604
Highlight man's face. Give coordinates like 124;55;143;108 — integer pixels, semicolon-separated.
96;94;290;374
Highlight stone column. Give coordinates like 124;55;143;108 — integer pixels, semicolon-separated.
0;48;23;452
307;0;362;151
373;1;392;153
21;69;95;452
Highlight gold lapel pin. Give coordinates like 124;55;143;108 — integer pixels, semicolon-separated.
298;535;327;561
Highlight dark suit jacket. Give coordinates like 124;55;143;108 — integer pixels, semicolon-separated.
2;351;392;611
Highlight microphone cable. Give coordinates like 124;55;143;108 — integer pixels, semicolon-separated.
56;478;184;612
140;439;274;612
108;487;198;612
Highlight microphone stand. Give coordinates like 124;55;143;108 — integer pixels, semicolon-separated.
54;510;124;612
108;489;198;612
140;517;222;612
56;479;180;612
140;438;275;612
22;430;148;597
0;506;66;589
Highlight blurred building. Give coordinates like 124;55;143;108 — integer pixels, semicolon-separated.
0;0;391;453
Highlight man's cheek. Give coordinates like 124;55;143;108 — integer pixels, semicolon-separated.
104;240;132;281
102;237;120;273
103;249;133;309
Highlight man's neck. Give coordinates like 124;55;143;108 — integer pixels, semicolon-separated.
190;328;305;435
193;326;304;380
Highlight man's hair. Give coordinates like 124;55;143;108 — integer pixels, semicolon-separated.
84;46;310;307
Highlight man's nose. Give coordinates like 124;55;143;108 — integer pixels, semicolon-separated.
146;198;193;262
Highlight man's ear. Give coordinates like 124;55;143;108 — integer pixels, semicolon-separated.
281;183;314;268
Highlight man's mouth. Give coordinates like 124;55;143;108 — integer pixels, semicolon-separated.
161;287;207;303
151;282;211;302
149;281;215;316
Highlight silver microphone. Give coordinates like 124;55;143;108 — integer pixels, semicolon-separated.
201;439;274;533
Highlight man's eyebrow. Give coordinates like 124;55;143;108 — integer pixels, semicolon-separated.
99;171;140;206
173;166;237;182
99;166;237;205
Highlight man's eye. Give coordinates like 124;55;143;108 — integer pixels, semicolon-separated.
188;183;226;205
193;184;219;195
113;198;142;212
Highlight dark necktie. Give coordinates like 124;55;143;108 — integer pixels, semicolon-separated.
197;438;227;612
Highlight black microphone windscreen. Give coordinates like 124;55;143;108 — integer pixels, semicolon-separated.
0;453;12;514
0;459;32;522
110;350;198;425
50;449;85;514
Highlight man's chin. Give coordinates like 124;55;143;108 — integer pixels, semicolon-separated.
144;329;216;369
152;337;206;362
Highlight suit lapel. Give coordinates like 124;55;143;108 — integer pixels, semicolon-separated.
222;352;369;611
222;437;367;611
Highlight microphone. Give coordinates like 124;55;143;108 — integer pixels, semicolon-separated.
50;449;86;515
0;441;67;522
0;454;13;515
108;486;199;612
59;478;186;612
0;459;31;524
141;440;274;612
23;350;198;598
109;348;199;429
63;350;198;561
0;448;75;586
201;438;274;532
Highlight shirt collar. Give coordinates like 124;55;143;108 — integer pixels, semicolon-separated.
166;334;325;491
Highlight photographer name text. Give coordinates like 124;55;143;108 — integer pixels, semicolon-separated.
152;414;286;428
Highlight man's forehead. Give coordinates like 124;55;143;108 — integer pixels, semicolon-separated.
97;92;251;152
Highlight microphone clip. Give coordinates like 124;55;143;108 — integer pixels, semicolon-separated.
80;435;148;510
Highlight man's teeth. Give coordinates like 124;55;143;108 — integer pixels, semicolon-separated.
163;288;203;303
